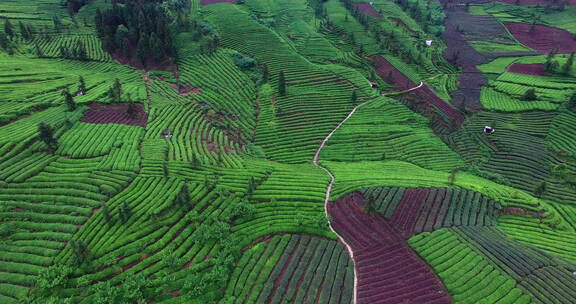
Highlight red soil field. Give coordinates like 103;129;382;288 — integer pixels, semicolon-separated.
83;103;147;127
354;2;382;18
200;0;236;5
507;63;546;76
505;22;576;54
171;83;201;97
112;50;176;72
496;0;576;5
328;191;451;304
371;55;465;125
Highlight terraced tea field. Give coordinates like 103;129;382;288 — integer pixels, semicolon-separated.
0;0;575;303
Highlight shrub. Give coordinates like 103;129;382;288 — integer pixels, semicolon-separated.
231;52;255;70
522;88;537;101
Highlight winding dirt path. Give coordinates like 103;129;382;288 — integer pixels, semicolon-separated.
312;81;424;304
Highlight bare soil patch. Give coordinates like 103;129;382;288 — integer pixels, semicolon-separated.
505;22;576;54
354;3;382;18
328;192;451;304
171;83;201;96
371;55;465;125
83;103;147;127
508;63;546;76
200;0;236;5
495;0;576;5
112;52;176;73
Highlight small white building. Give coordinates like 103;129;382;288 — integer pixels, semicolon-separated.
162;129;173;139
483;126;495;134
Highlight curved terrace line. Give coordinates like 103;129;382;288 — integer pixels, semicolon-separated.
312;81;424;304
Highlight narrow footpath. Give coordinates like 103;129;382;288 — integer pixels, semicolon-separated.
311;81;424;304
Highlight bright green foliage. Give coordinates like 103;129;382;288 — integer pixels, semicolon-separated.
409;229;536;304
321;97;464;171
225;234;353;304
0;0;576;303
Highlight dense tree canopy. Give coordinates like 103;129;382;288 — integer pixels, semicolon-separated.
95;1;176;67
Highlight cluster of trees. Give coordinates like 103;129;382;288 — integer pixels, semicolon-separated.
522;88;537;101
94;1;176;66
100;201;132;227
194;22;220;56
64;0;90;16
108;78;123;101
332;0;428;66
545;51;574;75
1;16;67;55
3;20;34;40
231;52;269;85
567;92;576;111
58;41;88;60
277;71;286;96
394;0;445;35
1;19;36;54
38;123;58;151
542;0;570;14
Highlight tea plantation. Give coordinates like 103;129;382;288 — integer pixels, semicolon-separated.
0;0;575;303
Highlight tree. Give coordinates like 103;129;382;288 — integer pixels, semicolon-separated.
60;45;70;58
94;8;104;37
35;265;72;290
534;181;547;198
52;16;62;33
119;202;131;224
351;89;358;103
187;149;199;165
108;78;122;101
246;177;256;196
78;76;87;93
114;25;129;53
277;71;286;96
136;33;149;67
567;91;576;111
63;89;76;111
34;42;43;57
126;102;137;119
562;52;574;75
260;63;269;83
522;88;537;101
76;40;87;60
150;32;165;61
364;200;376;215
175;183;191;208
0;31;8;50
19;21;32;40
94;2;176;67
228;200;255;222
91;282;120;304
545;49;558;72
38;123;58;150
102;204;113;224
4;19;14;38
162;161;169;177
70;240;90;266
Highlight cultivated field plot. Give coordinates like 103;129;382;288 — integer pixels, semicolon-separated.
0;0;575;303
505;22;576;54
